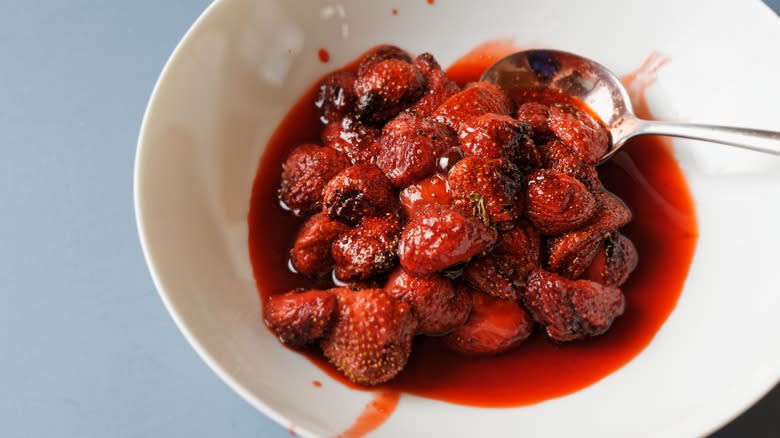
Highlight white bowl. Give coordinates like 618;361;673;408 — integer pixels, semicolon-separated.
135;0;780;436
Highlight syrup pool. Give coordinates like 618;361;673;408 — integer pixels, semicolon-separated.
248;45;697;408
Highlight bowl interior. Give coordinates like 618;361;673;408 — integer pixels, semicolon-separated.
135;0;780;436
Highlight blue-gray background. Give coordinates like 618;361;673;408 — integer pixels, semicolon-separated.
1;1;777;437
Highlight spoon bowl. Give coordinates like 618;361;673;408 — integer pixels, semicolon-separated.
481;49;780;162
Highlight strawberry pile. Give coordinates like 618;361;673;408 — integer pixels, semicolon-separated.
265;46;638;386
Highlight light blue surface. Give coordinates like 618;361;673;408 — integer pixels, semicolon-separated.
0;2;777;438
0;1;286;437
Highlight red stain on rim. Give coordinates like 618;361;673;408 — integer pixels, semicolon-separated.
318;48;331;63
621;52;670;117
337;390;401;438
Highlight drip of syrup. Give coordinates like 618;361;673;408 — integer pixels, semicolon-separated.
337;390;401;438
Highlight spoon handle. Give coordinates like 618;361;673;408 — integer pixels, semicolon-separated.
635;120;780;156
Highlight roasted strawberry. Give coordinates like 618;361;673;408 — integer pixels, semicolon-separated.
432;82;516;131
464;220;540;300
279;144;350;216
399;174;452;219
607;232;638;286
264;290;338;348
547;191;632;278
332;214;401;281
583;232;638;287
548;103;610;165
448;156;523;225
547;234;602;280
409;53;461;117
289;213;351;276
538;140;603;191
355;59;426;124
357;45;413;76
320;288;417;386
412;52;451;92
322;116;382;165
384;268;471;335
457;113;539;170
515;102;553;142
399;204;497;277
377;112;458;187
322;163;397;225
442;286;533;355
523;269;625;341
525;169;597;235
315;71;357;124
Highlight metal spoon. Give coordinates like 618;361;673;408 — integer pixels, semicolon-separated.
481;49;780;163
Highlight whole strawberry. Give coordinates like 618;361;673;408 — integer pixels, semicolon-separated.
399;204;497;277
264;290;339;348
432;82;516;131
279;144;349;216
385;268;471;335
331;214;401;281
523;268;625;341
289;213;350;276
320;289;417;386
